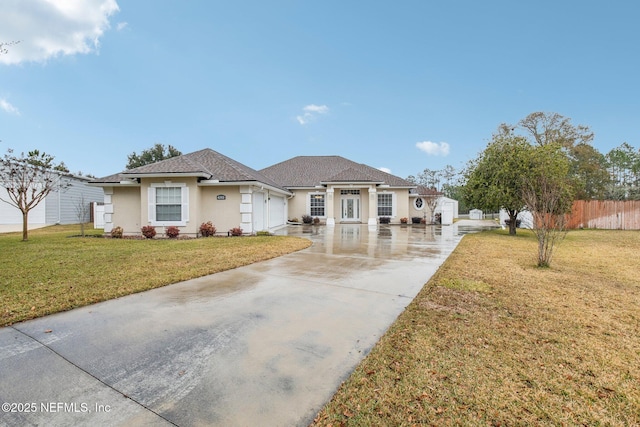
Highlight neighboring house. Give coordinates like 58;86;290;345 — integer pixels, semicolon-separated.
0;173;104;228
90;149;450;235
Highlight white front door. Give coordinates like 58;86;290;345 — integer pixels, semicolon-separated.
341;197;360;221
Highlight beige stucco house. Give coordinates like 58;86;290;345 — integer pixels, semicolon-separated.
90;148;441;235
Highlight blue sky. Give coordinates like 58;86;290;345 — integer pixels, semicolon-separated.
1;1;638;179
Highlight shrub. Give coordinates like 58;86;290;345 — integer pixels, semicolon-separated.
379;216;391;224
313;217;320;225
289;217;299;223
110;226;123;239
302;215;313;224
141;225;156;239
411;217;422;224
165;226;180;238
199;221;217;237
400;217;408;224
230;227;243;236
256;231;271;236
420;218;427;224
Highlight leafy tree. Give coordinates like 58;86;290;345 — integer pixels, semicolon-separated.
605;142;640;200
463;133;533;235
126;144;182;169
568;143;611;199
0;149;69;241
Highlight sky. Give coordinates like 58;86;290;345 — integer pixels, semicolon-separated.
1;1;639;180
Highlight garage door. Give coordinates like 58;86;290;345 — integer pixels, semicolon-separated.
269;195;285;228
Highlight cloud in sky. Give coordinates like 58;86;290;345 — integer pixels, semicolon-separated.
416;141;450;156
296;104;329;125
0;99;20;115
0;0;120;65
378;167;392;174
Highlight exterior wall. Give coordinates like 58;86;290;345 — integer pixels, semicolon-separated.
45;176;104;225
409;196;434;222
199;185;243;234
288;186;410;225
140;177;200;236
108;186;142;234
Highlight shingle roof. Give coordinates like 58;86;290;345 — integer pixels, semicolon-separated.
259;156;415;188
91;148;286;190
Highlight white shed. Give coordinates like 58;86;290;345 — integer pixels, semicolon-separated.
469;209;483;220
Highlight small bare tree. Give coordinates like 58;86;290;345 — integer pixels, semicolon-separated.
521;147;574;267
74;194;89;237
0;149;69;241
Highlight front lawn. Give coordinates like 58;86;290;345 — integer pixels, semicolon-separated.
1;224;311;326
312;229;640;426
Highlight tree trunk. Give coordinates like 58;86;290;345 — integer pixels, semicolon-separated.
22;210;29;241
508;211;518;235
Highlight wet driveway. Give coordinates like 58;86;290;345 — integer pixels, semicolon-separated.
0;223;493;426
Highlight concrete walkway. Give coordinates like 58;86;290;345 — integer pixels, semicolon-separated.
0;223;494;426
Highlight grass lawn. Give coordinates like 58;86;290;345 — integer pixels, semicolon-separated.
0;224;311;326
312;229;640;426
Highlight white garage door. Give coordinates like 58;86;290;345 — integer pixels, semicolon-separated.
269;195;285;228
0;187;46;225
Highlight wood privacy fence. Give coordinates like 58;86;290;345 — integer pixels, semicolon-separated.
567;200;640;230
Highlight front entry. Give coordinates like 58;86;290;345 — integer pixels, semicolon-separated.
340;194;360;222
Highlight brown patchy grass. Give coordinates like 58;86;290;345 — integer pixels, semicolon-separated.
312;229;640;426
1;224;311;326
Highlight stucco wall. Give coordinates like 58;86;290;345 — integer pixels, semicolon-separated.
110;186;141;234
199;186;243;234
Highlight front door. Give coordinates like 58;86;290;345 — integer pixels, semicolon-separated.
341;197;360;221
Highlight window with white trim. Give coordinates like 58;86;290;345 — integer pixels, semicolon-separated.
414;197;424;210
310;193;325;216
378;193;393;216
148;183;189;225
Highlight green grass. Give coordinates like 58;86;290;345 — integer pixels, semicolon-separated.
0;224;311;326
312;229;640;426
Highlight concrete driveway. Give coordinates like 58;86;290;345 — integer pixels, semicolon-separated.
0;223;494;426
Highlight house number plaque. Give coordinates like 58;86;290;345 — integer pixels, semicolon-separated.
217;195;226;200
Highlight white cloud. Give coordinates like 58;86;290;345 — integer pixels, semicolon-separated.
296;104;329;125
378;167;392;174
0;99;20;115
116;22;128;31
0;0;120;65
416;141;450;156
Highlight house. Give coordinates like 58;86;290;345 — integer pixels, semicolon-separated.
259;156;415;226
90;149;444;235
0;172;104;229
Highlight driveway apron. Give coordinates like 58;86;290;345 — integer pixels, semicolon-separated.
0;223;491;426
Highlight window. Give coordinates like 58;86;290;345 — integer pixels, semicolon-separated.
310;193;325;216
340;189;360;195
156;187;182;221
148;183;189;225
414;197;424;210
378;193;393;216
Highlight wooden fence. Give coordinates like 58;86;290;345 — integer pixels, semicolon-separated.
567;200;640;230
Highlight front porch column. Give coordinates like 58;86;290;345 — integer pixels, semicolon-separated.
368;186;378;226
326;187;335;226
239;186;254;233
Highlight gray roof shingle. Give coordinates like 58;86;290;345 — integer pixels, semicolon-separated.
259;156;415;188
91;148;286;190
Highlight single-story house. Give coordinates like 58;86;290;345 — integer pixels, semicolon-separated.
90;148;445;235
1;172;104;228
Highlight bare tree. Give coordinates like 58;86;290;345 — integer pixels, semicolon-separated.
0;149;69;241
521;145;575;267
74;194;89;237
